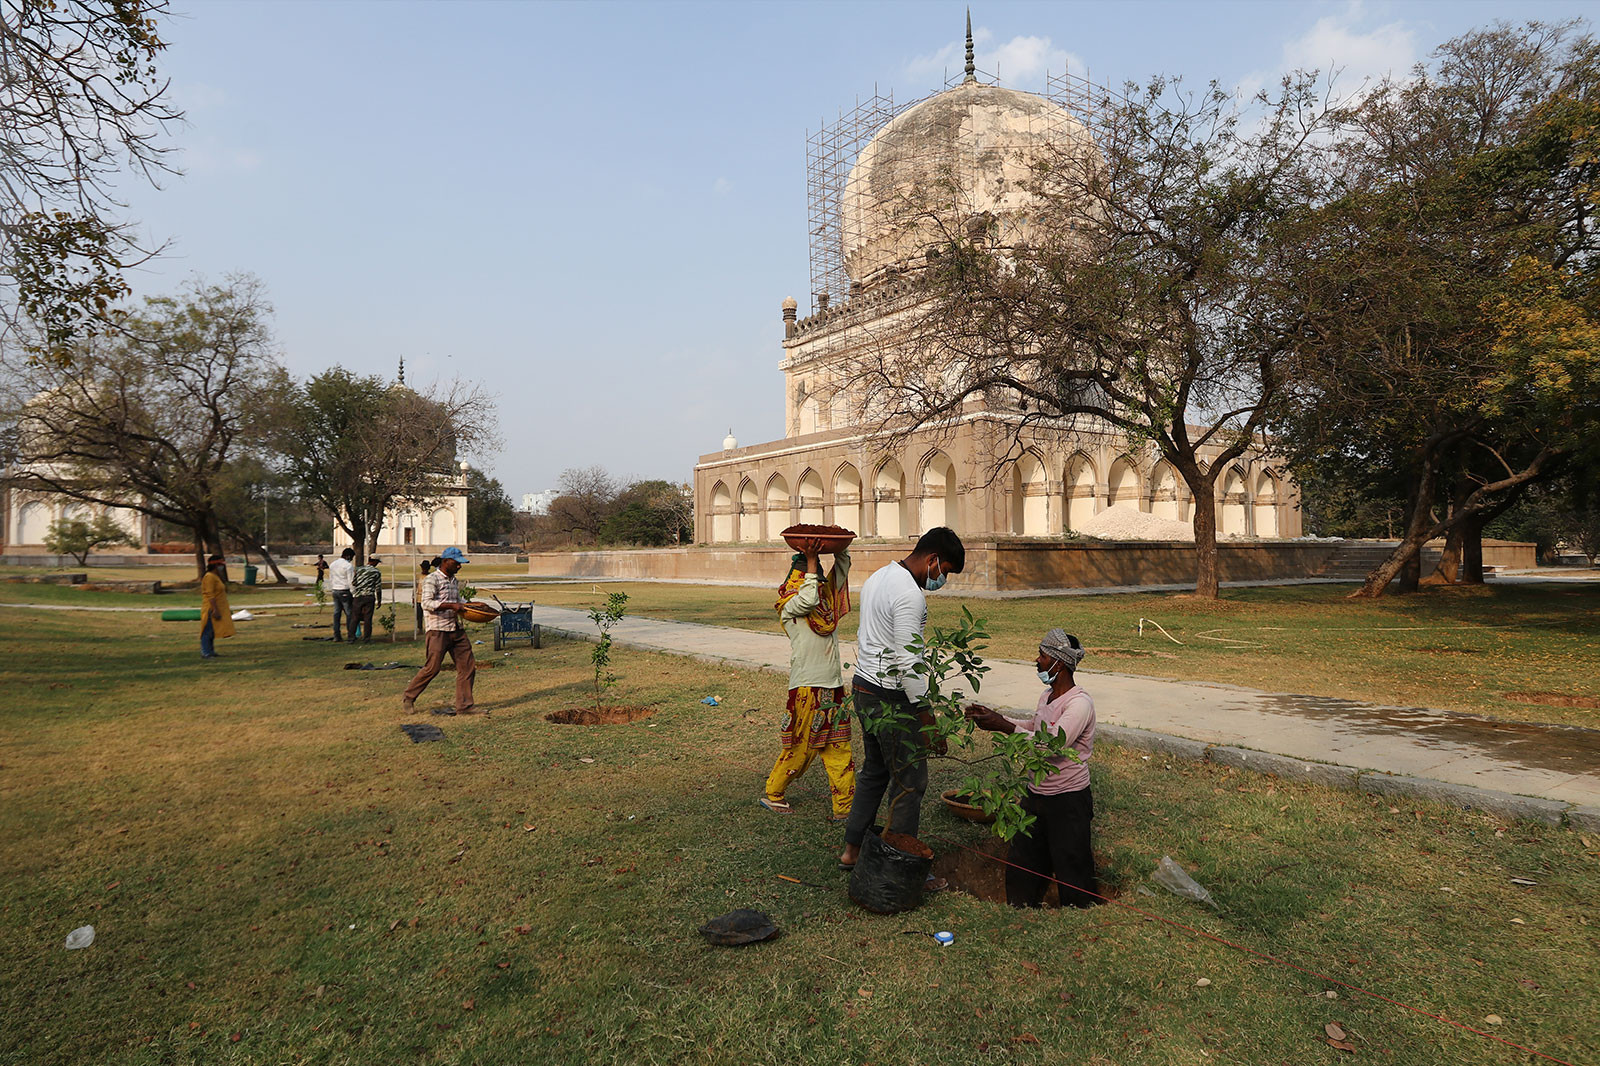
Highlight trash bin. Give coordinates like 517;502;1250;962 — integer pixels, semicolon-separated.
243;564;258;586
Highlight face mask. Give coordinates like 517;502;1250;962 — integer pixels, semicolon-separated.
1037;668;1057;685
923;561;947;592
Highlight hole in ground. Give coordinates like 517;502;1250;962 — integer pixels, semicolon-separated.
544;706;657;725
932;836;1120;907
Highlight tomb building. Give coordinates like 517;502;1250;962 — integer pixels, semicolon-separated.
692;29;1299;545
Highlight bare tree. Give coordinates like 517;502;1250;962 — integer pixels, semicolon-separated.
547;465;619;544
0;275;286;577
1;0;183;360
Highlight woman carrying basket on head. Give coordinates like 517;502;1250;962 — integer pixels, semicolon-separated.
761;538;854;820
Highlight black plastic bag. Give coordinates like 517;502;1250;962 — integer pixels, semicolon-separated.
849;829;932;914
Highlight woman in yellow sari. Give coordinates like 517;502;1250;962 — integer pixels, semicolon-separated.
761;539;854;819
200;554;235;659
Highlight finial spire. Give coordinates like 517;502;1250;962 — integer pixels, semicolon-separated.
963;9;976;84
397;355;405;384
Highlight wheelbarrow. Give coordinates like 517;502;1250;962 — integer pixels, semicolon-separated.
491;596;540;651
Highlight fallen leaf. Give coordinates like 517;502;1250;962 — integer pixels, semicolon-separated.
105;881;120;891
523;824;536;832
1326;1023;1347;1040
1518;979;1539;990
1328;1038;1356;1052
230;1032;241;1043
1013;1032;1041;1045
514;924;532;935
1484;1015;1503;1026
1021;961;1041;975
1195;978;1212;987
857;988;873;998
389;919;402;932
1509;918;1526;925
1510;877;1537;886
461;999;474;1011
578;758;595;764
497;961;510;969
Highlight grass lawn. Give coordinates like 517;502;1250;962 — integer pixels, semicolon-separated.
512;580;1600;729
1;605;1595;1065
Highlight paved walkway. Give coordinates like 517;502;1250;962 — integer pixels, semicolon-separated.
532;604;1600;814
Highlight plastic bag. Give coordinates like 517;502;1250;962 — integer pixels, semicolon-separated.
1151;856;1218;909
849;830;934;914
64;925;95;950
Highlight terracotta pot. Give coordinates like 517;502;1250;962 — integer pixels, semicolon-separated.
458;601;500;624
780;523;856;555
941;789;996;825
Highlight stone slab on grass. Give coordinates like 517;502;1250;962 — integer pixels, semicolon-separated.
1357;773;1568;826
1207;745;1360;789
1098;724;1210;761
1567;805;1600;832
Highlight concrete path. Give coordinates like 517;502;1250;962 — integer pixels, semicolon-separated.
532;604;1600;820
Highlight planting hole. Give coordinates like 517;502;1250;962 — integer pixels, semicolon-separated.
544;706;656;725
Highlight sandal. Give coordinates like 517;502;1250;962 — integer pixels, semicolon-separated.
758;797;794;814
924;875;949;893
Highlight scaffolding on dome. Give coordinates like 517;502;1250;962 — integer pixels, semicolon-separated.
804;67;1120;316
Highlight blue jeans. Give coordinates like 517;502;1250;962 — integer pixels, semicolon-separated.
842;681;930;847
201;619;215;658
332;590;354;640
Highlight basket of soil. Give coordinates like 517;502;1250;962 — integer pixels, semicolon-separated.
848;829;934;914
940;790;997;825
779;523;856;555
458;601;500;624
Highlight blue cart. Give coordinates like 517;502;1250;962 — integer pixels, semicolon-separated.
493;602;540;650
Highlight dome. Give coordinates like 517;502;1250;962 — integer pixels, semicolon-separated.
722;428;738;451
841;81;1092;287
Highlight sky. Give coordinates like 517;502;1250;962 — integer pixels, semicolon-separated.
119;0;1596;499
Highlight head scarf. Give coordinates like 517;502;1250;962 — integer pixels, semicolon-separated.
775;553;851;635
1039;627;1086;671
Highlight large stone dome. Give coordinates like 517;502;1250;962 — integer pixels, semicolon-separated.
841;80;1090;288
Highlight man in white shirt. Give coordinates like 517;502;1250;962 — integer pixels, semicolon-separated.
839;527;965;872
327;548;356;642
401;546;477;714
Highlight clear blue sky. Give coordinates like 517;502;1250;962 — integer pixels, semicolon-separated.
122;0;1595;498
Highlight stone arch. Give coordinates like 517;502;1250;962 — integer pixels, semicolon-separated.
1011;451;1048;536
1149;461;1180;521
1106;455;1142;509
1220;466;1248;537
431;507;456;545
833;463;863;534
874;458;907;539
797;469;825;524
16;501;51;545
765;472;791;537
919;450;958;531
738;478;761;542
1254;469;1280;538
1063;452;1098;532
710;480;734;543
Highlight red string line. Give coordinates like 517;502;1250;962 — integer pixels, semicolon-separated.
928;834;1578;1066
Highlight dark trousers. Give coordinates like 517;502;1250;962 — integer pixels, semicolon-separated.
403;629;476;711
332;590;354;640
843;682;929;846
1006;787;1099;908
200;619;215;658
352;595;376;641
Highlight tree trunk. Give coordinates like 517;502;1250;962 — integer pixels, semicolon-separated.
1429;523;1465;584
256;545;288;584
1399;548;1422;593
1463;517;1486;584
1190;486;1220;599
191;523;207;579
1355;472;1436;597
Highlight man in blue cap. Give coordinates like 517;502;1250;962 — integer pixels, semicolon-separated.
401;546;476;715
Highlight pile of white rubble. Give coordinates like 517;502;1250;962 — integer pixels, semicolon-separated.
1074;506;1196;541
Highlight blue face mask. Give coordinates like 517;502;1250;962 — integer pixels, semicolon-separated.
1037;668;1057;685
923;561;947;592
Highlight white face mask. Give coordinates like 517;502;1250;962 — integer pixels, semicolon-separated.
1037;667;1056;685
923;560;947;592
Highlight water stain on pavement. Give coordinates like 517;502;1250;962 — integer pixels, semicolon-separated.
1237;693;1600;774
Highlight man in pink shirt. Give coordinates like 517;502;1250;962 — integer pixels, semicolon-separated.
969;628;1099;908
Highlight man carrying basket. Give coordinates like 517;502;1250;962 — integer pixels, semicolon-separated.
402;546;478;715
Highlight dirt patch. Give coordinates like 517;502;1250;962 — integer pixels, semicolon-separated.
1503;691;1600;709
881;831;933;859
544;706;656;725
932;836;1009;904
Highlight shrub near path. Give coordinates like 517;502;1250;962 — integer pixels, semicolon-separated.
0;607;1595;1065
520;581;1600;728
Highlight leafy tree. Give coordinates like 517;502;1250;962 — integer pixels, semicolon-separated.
0;276;286;577
465;467;514;544
275;368;497;564
1280;22;1600;596
599;480;693;546
1;0;183;361
42;513;135;565
844;72;1339;597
